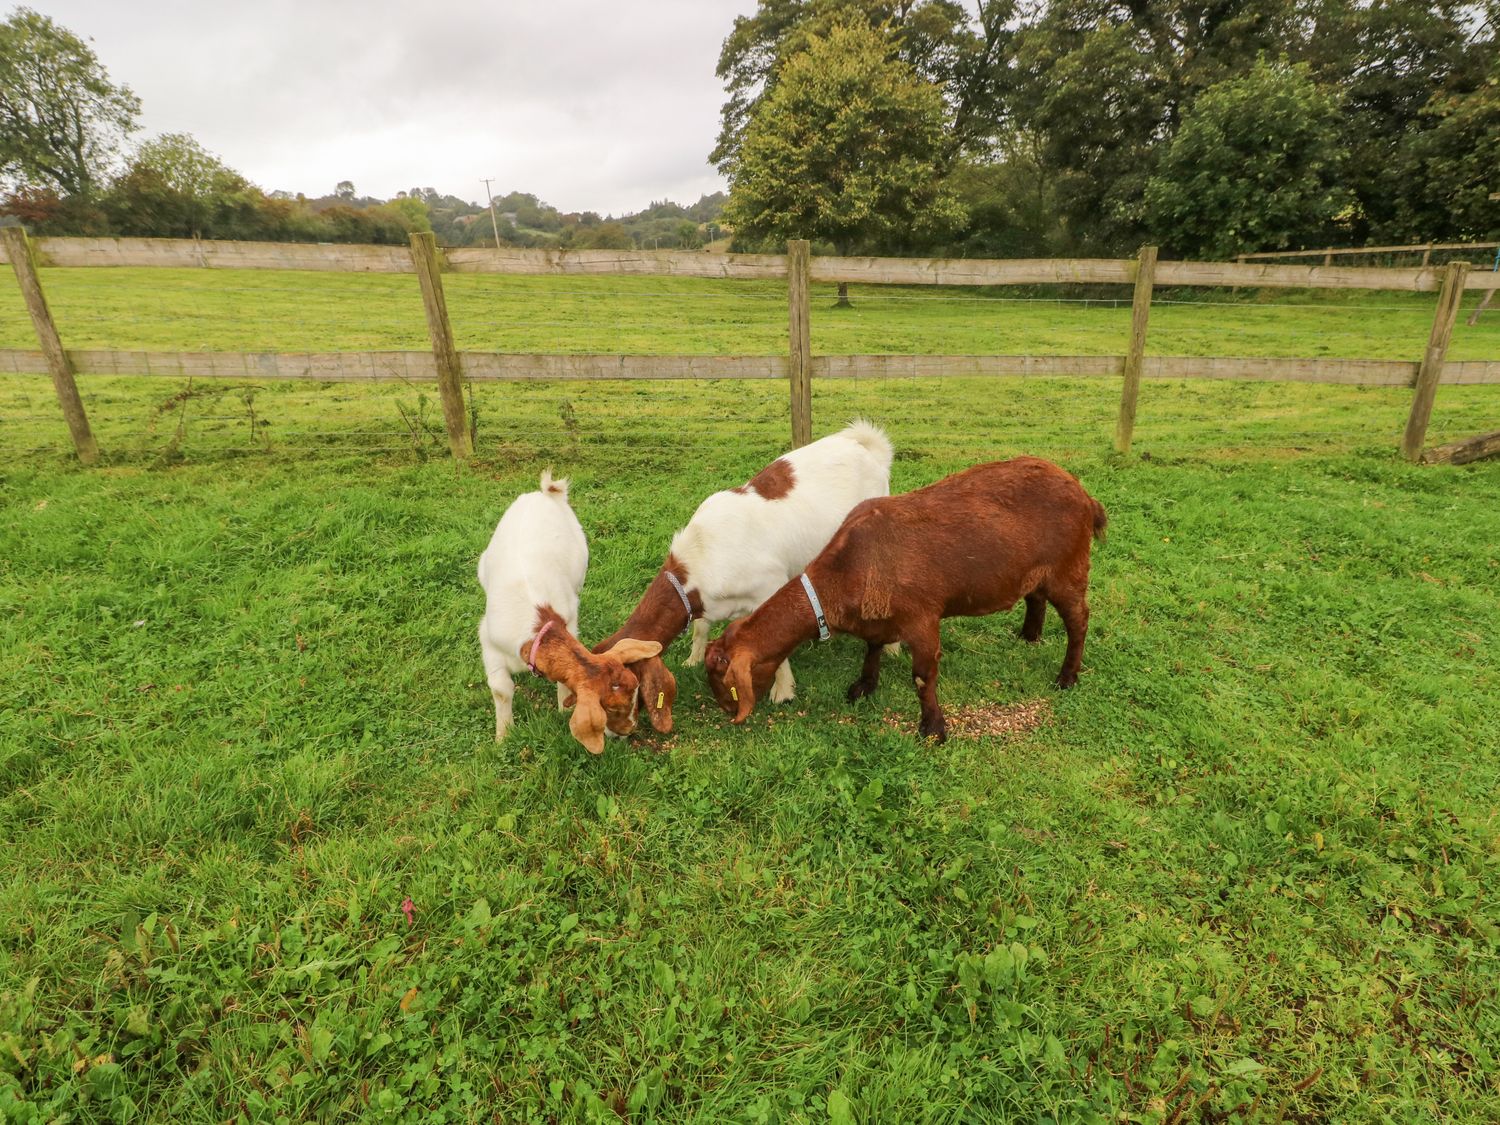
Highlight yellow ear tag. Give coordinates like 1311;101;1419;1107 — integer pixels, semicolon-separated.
730;686;738;701
656;691;665;709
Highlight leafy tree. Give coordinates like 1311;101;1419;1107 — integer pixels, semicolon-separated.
102;134;263;239
723;21;964;301
571;221;632;250
0;8;139;195
1397;54;1500;241
335;180;355;200
1143;60;1350;260
712;0;1016;172
382;194;432;233
1301;0;1482;241
943;132;1066;258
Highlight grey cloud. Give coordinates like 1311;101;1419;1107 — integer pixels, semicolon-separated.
36;0;744;213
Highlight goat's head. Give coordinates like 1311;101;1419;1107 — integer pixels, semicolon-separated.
558;638;663;753
704;624;777;724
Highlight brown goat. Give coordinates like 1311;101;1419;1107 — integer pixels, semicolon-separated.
589;555;699;734
704;457;1107;741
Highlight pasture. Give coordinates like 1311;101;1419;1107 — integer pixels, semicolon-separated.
2;271;1499;1122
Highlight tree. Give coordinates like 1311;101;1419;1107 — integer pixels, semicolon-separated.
571;222;632;250
335;180;355;200
104;133;258;239
722;22;964;302
0;8;139;195
712;0;1017;172
1397;54;1500;241
382;194;432;233
1143;60;1350;260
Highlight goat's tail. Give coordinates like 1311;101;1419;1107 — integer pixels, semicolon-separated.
842;418;894;466
1090;496;1108;542
539;468;570;499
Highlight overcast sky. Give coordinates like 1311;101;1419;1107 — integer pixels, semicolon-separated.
34;0;752;215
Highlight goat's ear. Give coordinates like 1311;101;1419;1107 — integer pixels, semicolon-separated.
728;652;755;724
637;657;676;734
568;688;607;755
601;638;662;665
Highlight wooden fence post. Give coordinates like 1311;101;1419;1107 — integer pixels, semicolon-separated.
2;226;99;464
787;239;812;448
408;232;471;460
1402;260;1469;462
1114;244;1158;454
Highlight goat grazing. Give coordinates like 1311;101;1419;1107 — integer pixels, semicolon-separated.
593;420;894;731
477;470;661;754
704;457;1106;742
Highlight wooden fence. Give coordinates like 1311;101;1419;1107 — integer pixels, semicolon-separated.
4;228;1499;466
1237;239;1500;267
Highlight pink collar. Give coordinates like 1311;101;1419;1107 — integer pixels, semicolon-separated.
526;620;554;674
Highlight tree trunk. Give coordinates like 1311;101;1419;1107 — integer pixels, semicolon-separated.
835;281;851;308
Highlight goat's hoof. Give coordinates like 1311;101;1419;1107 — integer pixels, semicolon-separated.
1019;628;1043;644
919;715;947;743
846;680;876;702
1055;671;1078;689
683;653;704;668
769;683;795;704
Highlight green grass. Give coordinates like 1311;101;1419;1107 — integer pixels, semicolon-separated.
1;269;1499;1122
2;370;1499;1124
1;267;1498;360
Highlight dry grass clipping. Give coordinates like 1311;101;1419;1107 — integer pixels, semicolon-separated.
881;697;1053;740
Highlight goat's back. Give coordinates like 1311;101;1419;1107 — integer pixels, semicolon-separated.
673;422;893;582
822;458;1103;617
478;485;588;612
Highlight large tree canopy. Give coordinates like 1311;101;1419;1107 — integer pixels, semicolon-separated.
0;7;139;195
712;0;1017;172
716;1;1499;256
722;22;965;257
1143;60;1350;259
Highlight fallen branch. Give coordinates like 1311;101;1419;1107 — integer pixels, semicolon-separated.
1421;428;1500;465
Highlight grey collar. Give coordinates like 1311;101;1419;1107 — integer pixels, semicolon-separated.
799;574;830;641
663;570;695;635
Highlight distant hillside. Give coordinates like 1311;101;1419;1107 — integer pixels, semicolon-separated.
310;188;729;251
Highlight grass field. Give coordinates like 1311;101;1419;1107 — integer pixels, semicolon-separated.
1;267;1499;361
2;268;1499;1122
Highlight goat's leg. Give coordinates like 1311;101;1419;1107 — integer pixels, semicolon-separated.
769;659;796;703
1019;592;1047;643
684;617;711;666
1049;592;1089;688
847;641;884;702
906;624;946;742
479;622;517;740
556;680;571;711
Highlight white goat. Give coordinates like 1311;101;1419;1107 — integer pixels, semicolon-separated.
477;470;660;753
598;420;894;723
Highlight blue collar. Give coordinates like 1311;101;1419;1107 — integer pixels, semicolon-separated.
799;574;830;641
663;570;695;636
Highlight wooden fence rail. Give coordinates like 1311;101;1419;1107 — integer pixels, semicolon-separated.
3;231;1496;464
1237;240;1500;266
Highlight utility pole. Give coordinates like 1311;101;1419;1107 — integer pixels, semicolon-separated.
480;177;502;249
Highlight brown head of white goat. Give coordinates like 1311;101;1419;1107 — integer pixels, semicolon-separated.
477;470;660;754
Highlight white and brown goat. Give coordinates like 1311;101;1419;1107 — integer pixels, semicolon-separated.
477;471;660;754
592;420;894;731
